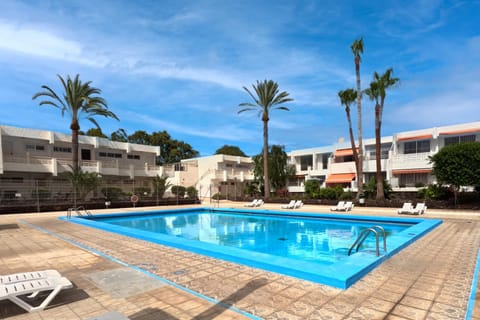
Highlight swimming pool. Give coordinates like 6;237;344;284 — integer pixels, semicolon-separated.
65;208;442;289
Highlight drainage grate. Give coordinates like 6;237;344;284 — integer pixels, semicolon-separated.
172;269;187;275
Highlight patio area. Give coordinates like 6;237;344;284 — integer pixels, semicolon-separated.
1;202;479;320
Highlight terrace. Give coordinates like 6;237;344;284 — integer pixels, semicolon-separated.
1;203;479;319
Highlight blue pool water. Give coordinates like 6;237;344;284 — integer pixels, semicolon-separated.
65;208;442;289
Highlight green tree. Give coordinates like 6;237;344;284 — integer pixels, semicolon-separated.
149;131;199;164
111;128;128;142
33;74;118;171
351;37;365;200
252;145;295;192
85;128;107;138
305;179;321;198
214;145;247;157
364;68;399;201
62;166;102;206
238;80;293;199
338;88;360;195
429;142;480;205
152;175;172;203
128;130;151;145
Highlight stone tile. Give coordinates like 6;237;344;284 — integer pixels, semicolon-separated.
391;304;428;320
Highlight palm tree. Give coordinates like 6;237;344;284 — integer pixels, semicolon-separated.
338;89;360;184
364;68;399;201
33;74;119;171
351;38;364;199
238;80;293;199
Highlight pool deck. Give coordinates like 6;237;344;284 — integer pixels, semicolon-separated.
1;202;479;320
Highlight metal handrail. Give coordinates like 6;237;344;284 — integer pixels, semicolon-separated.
348;225;387;256
66;206;92;219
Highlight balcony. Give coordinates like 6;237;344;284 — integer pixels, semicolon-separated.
329;162;356;174
390;152;433;171
3;155;162;177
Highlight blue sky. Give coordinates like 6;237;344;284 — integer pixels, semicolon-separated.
0;0;479;156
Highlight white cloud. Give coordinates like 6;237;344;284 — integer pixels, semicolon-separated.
0;20;108;67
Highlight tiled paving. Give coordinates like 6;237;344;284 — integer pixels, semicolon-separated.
1;203;480;319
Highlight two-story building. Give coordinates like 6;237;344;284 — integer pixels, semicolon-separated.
0;125;255;202
287;121;480;193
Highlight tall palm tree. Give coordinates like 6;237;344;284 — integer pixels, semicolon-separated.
351;38;364;199
364;68;399;201
338;89;360;184
238;80;293;199
33;74;119;171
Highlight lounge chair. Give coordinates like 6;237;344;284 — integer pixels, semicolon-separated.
343;201;354;211
397;203;414;214
254;199;264;207
330;201;345;211
412;203;427;215
281;200;296;209
1;270;61;285
293;200;303;209
1;276;73;312
244;199;258;207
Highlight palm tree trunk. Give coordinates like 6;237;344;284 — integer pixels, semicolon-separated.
355;57;364;199
263;119;270;199
346;108;359;183
375;104;384;201
70;120;80;171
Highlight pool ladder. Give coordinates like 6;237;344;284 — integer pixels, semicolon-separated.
348;226;387;257
67;206;92;219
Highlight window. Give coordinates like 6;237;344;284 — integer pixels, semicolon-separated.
403;140;430;154
322;154;330;169
399;173;429;187
54;146;72;153
26;144;45;151
99;152;122;158
300;155;313;171
444;134;476;146
127;154;140;160
366;143;391;160
417;140;430;153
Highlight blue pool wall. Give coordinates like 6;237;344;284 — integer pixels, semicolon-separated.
62;207;442;289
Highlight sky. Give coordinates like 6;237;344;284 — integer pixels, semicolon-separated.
0;0;479;157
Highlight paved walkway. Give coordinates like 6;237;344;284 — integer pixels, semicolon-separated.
1;203;479;319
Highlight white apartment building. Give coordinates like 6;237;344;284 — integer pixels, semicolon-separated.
175;155;255;201
0;125;254;202
287;121;480;193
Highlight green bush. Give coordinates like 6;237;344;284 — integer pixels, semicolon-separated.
171;185;186;197
417;184;451;200
318;187;341;200
134;187;151;196
186;186;197;198
339;191;354;200
212;192;225;200
100;187;124;200
364;177;392;199
305;180;321;198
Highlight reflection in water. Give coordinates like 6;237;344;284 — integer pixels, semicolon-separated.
102;212;409;266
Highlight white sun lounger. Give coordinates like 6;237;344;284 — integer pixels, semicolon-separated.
412;203;427;215
1;270;61;285
244;199;258;207
255;199;264;207
281;200;296;209
293;200;303;209
397;202;414;214
330;201;345;211
1;276;73;312
343;201;354;211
